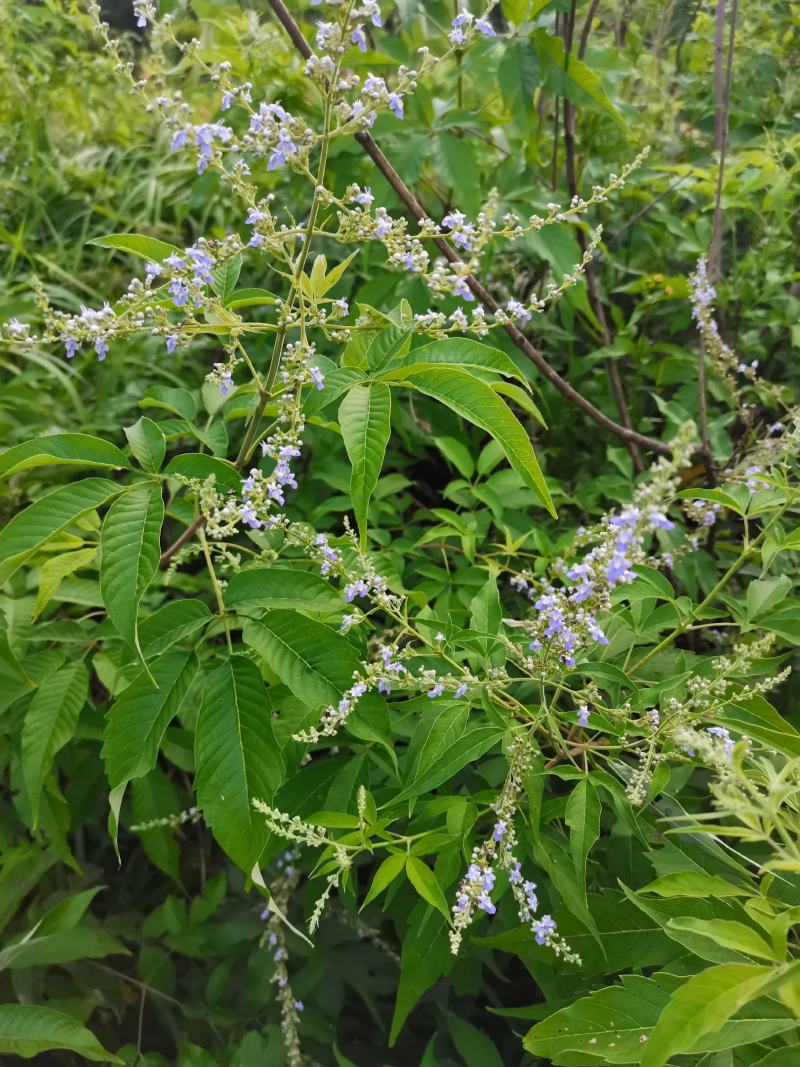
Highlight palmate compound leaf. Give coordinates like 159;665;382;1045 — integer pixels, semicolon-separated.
100;482;164;678
0;1004;123;1063
379;364;555;516
195;656;284;871
0;478;123;584
21;660;88;829
338;382;392;550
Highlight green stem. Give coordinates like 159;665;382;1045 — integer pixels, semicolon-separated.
629;503;790;675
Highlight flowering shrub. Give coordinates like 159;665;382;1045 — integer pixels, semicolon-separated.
0;1;799;1064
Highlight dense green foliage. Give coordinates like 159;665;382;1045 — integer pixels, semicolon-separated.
1;1;799;1064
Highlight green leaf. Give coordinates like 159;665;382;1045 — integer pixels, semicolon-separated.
33;547;97;620
225;287;277;310
243;611;362;711
382;338;526;385
303;366;365;417
533;29;627;128
164;453;241;493
339;382;392;550
103;650;198;798
405;856;451;923
225;567;342;615
88;232;182;262
640;964;777;1067
0;928;127;973
499;37;540;128
195;657;284;871
0;434;130;479
434;436;474;479
390;905;453;1045
125;417;166;473
396;723;503;802
565;778;601;899
211;253;242;304
446;1011;505;1067
746;576;792;621
724;695;800;758
500;0;531;23
366;326;412;372
0;478;122;584
140;386;198;422
131;767;183;885
139;599;212;658
390;365;554;515
100;483;164;675
524;974;667;1062
21;660;88;828
640;872;750;899
361;852;406;910
666;918;781;962
492;380;547;427
0;1004;123;1062
675;487;746;516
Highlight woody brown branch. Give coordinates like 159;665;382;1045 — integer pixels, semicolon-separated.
266;0;670;457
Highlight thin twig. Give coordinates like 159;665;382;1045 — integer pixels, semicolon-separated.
265;0;671;456
563;1;643;472
708;0;738;281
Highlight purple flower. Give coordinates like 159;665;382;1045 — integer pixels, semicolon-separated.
427;683;445;698
455;683;468;698
170;129;188;151
478;893;496;915
532;914;556;945
476;18;496;36
166;334;179;354
95;338;108;361
351;24;367;51
577;705;590;728
309;367;325;390
219;371;233;397
492;821;507;842
62;336;79;359
221;91;234;111
388;93;404;119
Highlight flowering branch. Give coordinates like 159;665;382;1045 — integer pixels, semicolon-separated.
265;0;671;456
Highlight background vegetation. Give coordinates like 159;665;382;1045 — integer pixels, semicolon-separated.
0;1;799;1064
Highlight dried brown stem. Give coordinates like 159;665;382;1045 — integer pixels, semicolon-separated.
266;0;670;456
563;2;643;473
709;0;738;281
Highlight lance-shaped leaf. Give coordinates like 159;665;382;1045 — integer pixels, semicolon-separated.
21;660;88;829
565;778;601;906
100;483;164;676
243;611;362;710
339;382;392;550
0;1004;123;1063
124;417;166;473
195;656;284;871
88;232;181;262
388;365;554;516
102;651;198;844
383;337;527;385
225;567;342;615
0;434;130;480
640;963;779;1067
0;478;122;584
